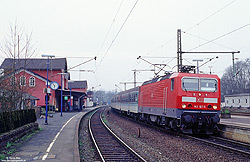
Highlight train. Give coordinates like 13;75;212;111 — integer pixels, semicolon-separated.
111;72;221;134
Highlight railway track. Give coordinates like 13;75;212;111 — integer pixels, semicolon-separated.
186;135;250;157
110;108;250;158
89;108;146;162
231;112;250;116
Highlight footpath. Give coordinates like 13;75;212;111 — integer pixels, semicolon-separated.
6;107;97;162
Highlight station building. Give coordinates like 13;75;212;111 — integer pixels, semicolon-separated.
224;93;250;108
0;58;88;111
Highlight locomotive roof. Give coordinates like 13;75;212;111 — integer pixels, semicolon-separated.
142;73;173;86
142;72;219;86
172;72;219;78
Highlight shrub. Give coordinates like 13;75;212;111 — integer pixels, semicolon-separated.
222;109;230;114
0;109;36;134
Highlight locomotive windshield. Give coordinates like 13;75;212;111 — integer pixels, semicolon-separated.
182;77;217;92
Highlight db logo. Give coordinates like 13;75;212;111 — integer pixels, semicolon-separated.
197;98;204;102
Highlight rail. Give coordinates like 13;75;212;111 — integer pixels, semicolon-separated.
89;108;147;162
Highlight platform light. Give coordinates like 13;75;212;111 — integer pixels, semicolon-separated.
41;54;55;125
58;73;67;117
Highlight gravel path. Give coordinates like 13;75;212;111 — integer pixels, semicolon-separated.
103;107;250;162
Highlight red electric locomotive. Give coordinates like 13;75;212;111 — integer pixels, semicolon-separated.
111;72;220;134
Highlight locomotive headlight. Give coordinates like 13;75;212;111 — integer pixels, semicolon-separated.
213;105;218;110
182;104;186;108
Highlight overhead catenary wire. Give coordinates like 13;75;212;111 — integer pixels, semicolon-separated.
108;1;238;87
185;0;236;32
90;0;124;89
104;1;239;89
96;0;124;57
183;31;236;51
121;59;140;82
187;22;250;51
96;0;139;71
68;56;96;71
144;0;236;57
59;56;94;59
145;37;176;56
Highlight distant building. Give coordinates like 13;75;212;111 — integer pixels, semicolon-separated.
224;93;250;108
86;91;94;107
68;81;88;109
68;81;87;92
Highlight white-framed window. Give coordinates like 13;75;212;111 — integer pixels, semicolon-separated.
10;76;16;85
20;76;26;86
29;77;35;87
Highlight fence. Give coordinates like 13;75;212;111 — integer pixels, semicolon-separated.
0;109;37;134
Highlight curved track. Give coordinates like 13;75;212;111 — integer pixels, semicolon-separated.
89;108;146;162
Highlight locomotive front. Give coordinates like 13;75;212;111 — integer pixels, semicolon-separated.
177;73;221;134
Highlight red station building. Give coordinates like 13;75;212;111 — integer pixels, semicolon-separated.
0;58;88;111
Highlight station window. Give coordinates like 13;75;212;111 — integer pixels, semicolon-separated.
246;99;248;103
20;76;26;86
239;99;240;103
29;77;35;87
10;76;16;85
232;99;234;103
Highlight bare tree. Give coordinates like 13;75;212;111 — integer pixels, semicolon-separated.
1;22;36;59
221;58;250;101
0;21;37;111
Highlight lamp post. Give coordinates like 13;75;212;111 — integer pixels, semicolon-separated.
69;81;74;111
58;73;67;117
41;54;55;125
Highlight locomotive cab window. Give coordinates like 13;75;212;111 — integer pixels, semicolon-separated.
200;78;217;92
182;78;199;91
182;77;217;92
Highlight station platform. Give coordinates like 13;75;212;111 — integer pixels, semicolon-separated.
220;115;250;128
219;115;250;144
10;107;98;162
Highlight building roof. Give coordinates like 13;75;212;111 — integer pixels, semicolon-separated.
0;68;51;83
0;58;67;71
23;93;40;100
224;93;250;97
68;81;87;89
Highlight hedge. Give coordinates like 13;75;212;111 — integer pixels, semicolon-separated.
0;109;36;134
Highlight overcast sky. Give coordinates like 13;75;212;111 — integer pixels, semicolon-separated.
0;0;250;91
